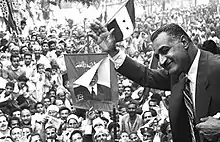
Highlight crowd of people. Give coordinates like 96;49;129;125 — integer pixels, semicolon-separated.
0;2;220;142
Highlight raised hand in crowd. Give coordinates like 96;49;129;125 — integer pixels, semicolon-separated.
89;20;117;57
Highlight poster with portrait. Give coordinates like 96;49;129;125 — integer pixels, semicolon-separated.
64;53;118;111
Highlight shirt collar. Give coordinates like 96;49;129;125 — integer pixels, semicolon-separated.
187;49;201;82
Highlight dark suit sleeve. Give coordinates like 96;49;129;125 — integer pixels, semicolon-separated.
117;56;171;90
83;134;94;142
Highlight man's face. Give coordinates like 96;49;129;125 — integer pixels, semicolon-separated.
60;109;69;121
21;109;31;125
22;127;31;138
12;111;21;118
11;57;20;69
42;43;49;53
71;133;82;142
153;32;189;75
5;85;14;95
11;127;22;142
24;55;32;66
68;119;78;128
34;48;42;57
143;112;153;124
46;128;56;140
124;87;132;98
142;131;154;142
129;133;140;142
95;132;108;142
36;104;44;114
10;120;19;128
127;103;136;117
0;116;8;131
43;98;51;107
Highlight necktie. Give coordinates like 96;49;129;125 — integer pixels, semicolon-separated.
91;87;96;96
183;77;196;142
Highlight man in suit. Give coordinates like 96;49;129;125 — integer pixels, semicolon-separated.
90;22;220;142
74;72;111;102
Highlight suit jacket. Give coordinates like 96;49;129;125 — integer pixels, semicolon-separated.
74;84;111;102
117;50;220;142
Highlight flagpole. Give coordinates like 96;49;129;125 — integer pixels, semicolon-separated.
105;0;129;25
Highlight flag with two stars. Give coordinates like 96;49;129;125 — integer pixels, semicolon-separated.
107;0;135;42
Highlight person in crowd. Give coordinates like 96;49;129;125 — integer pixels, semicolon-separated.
90;21;220;142
5;54;26;82
8;117;21;128
0;115;10;138
69;130;83;142
120;101;143;134
10;126;22;142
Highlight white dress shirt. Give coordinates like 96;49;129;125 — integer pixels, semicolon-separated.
186;49;201;109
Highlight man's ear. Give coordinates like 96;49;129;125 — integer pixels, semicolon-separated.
180;35;189;49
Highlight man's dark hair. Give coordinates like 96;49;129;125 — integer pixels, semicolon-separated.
151;23;191;42
70;130;83;141
34;102;43;110
6;81;15;89
24;52;32;58
142;108;157;119
10;54;20;62
8;116;21;128
59;106;70;114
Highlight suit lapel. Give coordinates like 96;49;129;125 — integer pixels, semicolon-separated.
195;50;210;123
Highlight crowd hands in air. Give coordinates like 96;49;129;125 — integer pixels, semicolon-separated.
1;3;220;142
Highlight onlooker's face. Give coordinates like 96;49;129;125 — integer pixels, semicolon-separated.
127;103;136;117
153;32;190;74
48;110;58;117
129;133;140;142
11;57;20;69
70;133;82;142
21;47;29;54
24;55;32;66
46;128;56;140
143;111;153;124
55;100;64;108
5;85;14;95
68;119;78;128
30;135;42;142
124;87;132;98
0;116;8;131
11;127;22;142
12;111;21;119
120;132;129;140
22;127;31;138
142;131;154;142
10;119;19;128
42;43;49;53
60;109;69;121
37;65;44;74
95;132;108;142
36;104;44;114
43;98;51;108
21;109;31;125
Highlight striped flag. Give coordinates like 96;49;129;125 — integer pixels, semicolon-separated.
107;0;135;42
0;0;18;34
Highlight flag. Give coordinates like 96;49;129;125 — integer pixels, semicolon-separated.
107;0;135;42
0;0;18;34
64;54;118;111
